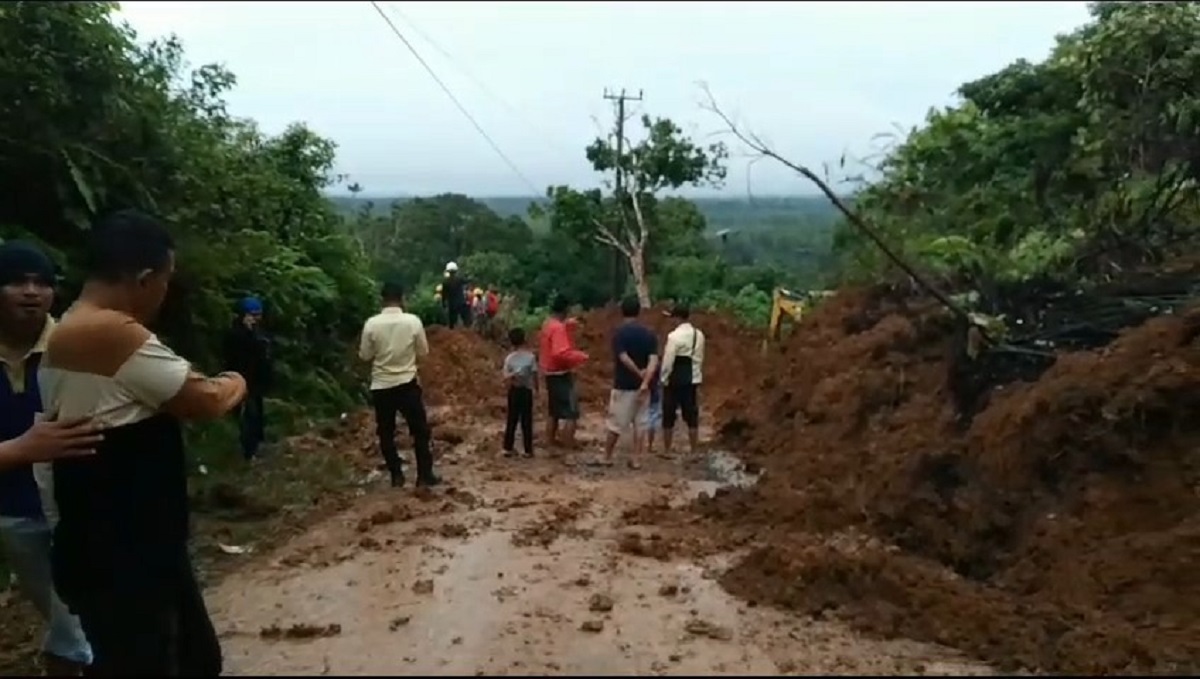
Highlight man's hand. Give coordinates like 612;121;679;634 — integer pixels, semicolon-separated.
8;417;103;466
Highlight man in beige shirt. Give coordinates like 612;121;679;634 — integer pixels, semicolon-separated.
39;210;245;676
358;280;439;488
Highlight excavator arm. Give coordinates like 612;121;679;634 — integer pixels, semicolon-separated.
764;287;810;350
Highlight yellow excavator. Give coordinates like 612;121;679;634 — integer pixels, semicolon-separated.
764;287;835;351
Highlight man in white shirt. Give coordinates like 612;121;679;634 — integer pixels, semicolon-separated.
659;303;705;456
359;280;440;488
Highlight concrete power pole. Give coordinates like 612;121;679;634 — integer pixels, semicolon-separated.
602;88;643;301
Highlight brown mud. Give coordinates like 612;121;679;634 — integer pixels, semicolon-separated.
688;285;1200;674
3;292;1196;675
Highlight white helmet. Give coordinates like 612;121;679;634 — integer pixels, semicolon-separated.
445;261;459;272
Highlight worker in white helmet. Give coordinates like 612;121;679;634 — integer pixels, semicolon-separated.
441;261;468;328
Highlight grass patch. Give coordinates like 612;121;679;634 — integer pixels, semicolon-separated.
187;430;365;582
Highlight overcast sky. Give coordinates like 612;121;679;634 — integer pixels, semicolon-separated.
118;1;1090;197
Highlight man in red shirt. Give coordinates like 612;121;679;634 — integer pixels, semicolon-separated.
538;295;588;448
485;287;500;319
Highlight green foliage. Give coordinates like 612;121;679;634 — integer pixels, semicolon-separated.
585;115;728;193
404;277;446;327
0;3;375;462
696;285;773;327
837;2;1200;296
539;114;731;306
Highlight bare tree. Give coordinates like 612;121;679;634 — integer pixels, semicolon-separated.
697;84;969;321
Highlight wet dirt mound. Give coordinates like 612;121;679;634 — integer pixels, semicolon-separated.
555;304;760;413
700;285;1200;674
423;326;507;411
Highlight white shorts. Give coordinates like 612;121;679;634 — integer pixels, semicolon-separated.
605;389;649;435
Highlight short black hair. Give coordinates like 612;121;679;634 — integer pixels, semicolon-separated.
550;294;570;315
508;326;526;346
381;279;405;301
671;301;691;320
620;295;640;318
85;209;174;283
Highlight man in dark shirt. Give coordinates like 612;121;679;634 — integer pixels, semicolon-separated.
441;262;469;328
0;241;96;676
600;296;658;469
223;296;273;461
40;209;247;676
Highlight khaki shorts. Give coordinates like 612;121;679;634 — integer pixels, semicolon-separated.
606;389;649;434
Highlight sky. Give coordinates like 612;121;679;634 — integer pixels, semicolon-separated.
117;1;1092;198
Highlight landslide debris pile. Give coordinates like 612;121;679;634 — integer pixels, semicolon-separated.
421;326;507;410
701;284;1200;674
287;327;506;469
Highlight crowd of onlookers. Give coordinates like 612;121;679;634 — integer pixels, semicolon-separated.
500;293;706;469
362;266;706;473
0;222;705;676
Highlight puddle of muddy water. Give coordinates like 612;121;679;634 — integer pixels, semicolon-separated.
685;449;761;500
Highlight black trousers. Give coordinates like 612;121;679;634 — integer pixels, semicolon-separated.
662;383;700;429
445;303;469;329
370;380;434;479
73;551;221;677
503;387;534;454
237;391;265;460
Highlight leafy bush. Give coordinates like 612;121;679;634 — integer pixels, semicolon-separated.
0;3;375;461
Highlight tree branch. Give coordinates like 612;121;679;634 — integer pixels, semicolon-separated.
593;218;632;257
697;83;971;324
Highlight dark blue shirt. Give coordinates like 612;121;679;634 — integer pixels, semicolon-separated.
0;353;45;519
611;322;657;391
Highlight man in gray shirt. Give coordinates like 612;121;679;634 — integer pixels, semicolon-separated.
501;327;537;458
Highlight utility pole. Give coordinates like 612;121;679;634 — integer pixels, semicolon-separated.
602;88;643;301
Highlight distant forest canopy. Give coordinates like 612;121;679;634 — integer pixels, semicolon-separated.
326;193;844;287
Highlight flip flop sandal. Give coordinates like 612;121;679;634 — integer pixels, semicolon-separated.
627;459;643;470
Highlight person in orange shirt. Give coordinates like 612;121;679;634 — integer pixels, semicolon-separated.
538;295;588;448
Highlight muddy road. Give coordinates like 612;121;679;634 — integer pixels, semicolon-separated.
204;408;996;676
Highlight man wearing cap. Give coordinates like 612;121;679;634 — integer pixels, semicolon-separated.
223;296;274;461
660;302;705;457
442;262;469;329
0;240;96;675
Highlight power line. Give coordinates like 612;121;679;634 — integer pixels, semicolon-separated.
382;3;577;159
368;0;543;196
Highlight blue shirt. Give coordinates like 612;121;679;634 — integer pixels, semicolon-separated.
611;322;657;391
0;348;46;519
